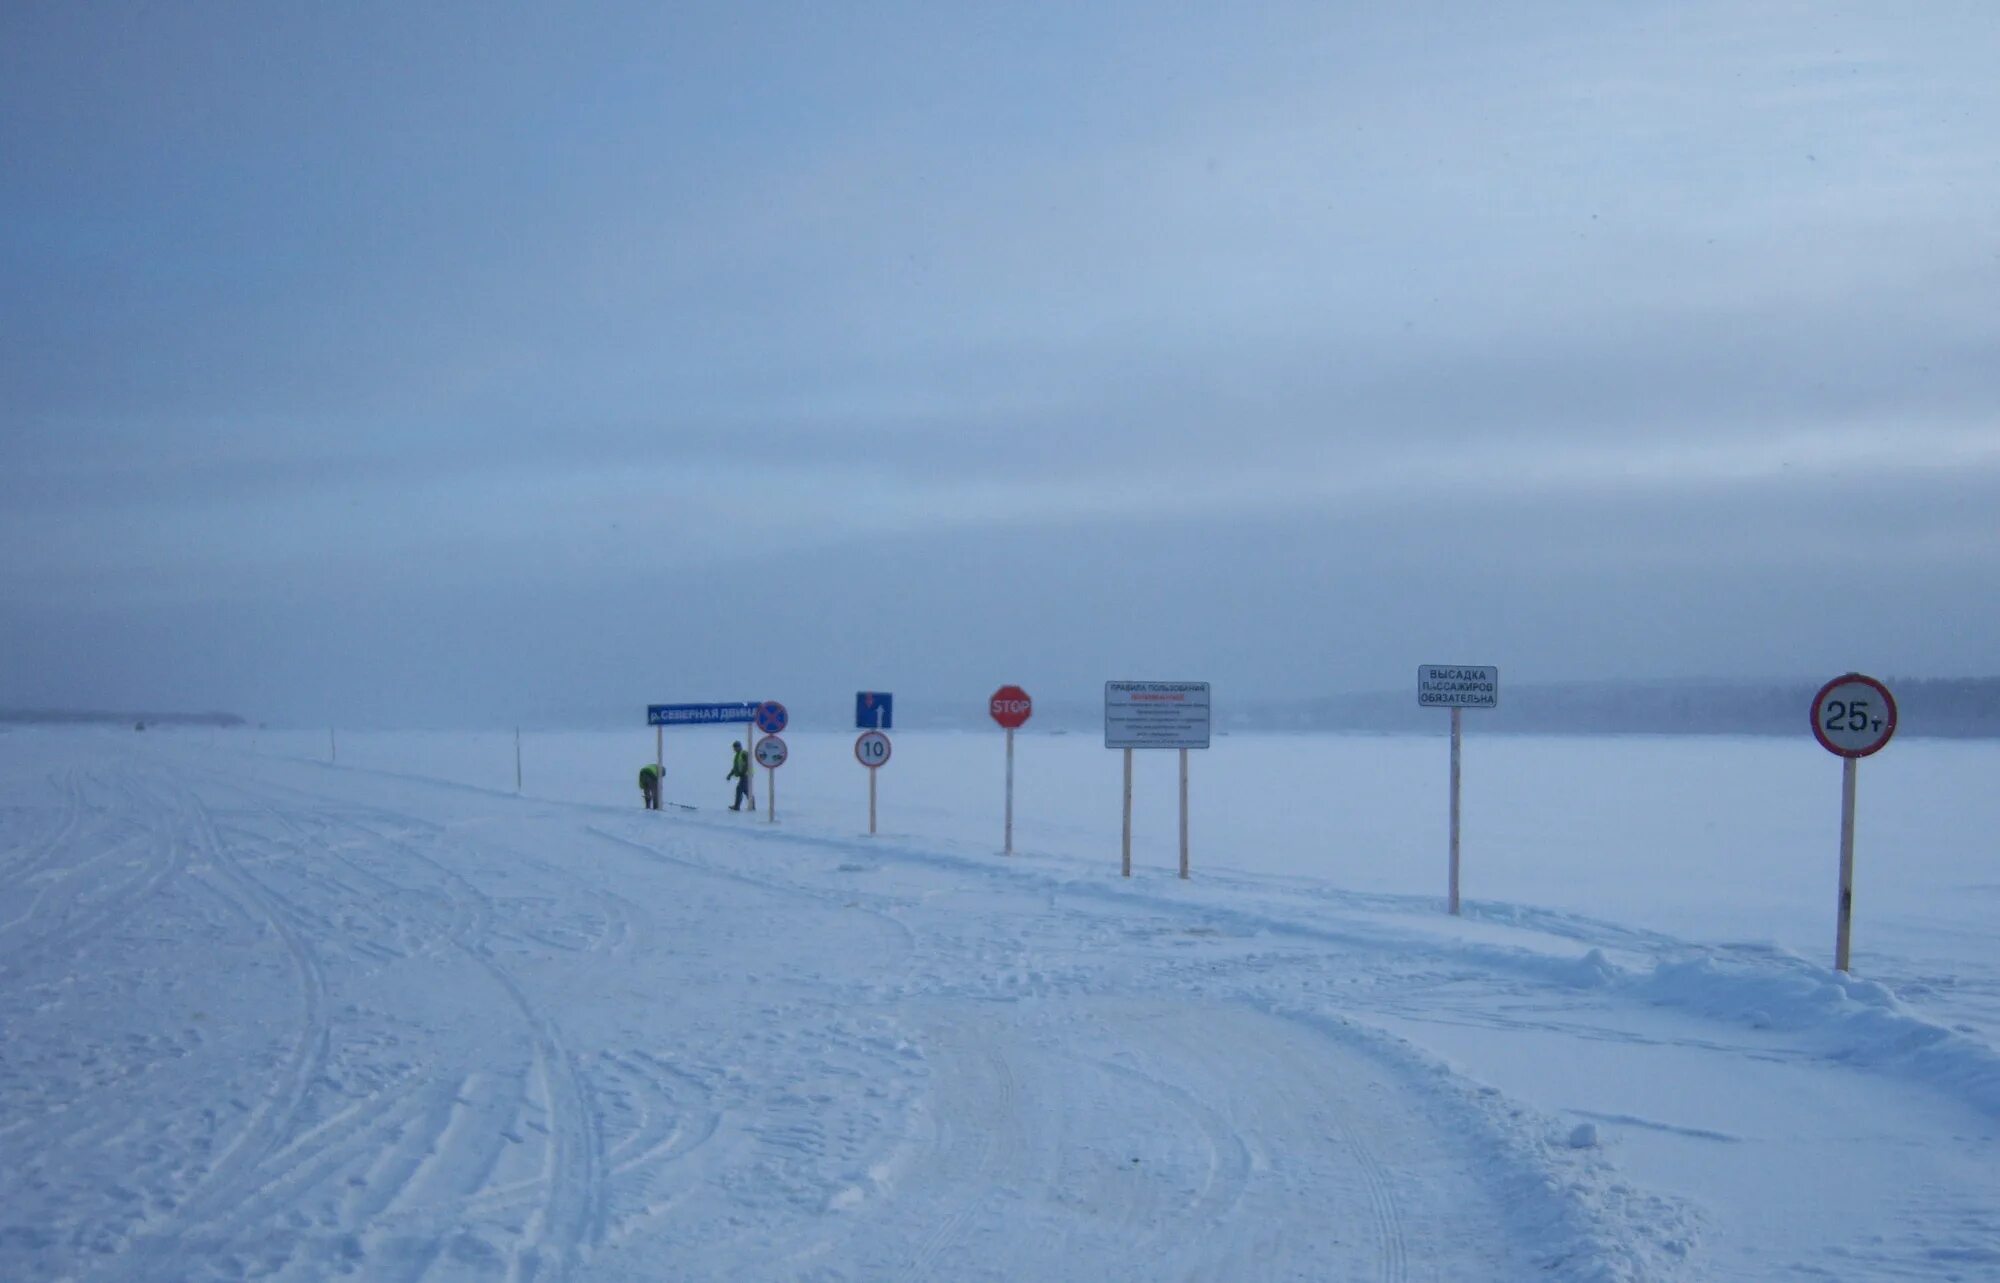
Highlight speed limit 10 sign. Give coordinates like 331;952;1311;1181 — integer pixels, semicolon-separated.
1812;673;1897;758
855;730;891;768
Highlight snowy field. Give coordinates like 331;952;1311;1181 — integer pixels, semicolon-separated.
3;725;1997;1280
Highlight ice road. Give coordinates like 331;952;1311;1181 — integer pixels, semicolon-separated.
3;730;1997;1280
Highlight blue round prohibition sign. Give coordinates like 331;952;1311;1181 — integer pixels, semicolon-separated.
755;701;789;733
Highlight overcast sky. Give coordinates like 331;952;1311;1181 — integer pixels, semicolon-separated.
4;3;1998;726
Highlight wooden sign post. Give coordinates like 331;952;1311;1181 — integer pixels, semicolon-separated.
1810;673;1897;972
990;686;1033;855
1105;681;1210;879
1418;666;1498;915
855;730;891;835
754;733;788;823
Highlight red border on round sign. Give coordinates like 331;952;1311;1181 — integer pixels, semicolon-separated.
754;733;788;768
854;730;891;769
1810;673;1897;758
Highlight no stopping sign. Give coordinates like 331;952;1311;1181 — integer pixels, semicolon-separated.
1811;674;1897;758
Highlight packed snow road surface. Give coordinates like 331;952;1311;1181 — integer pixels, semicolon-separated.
3;731;1996;1279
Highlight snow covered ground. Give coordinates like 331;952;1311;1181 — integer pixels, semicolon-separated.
3;725;1997;1280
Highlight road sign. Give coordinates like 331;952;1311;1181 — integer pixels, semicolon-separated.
1418;666;1498;709
1811;673;1897;974
1418;664;1496;916
856;692;893;729
1105;681;1210;749
1105;681;1208;879
854;730;891;768
990;685;1031;855
990;685;1032;729
1811;674;1897;758
755;701;789;734
648;701;760;726
754;734;788;768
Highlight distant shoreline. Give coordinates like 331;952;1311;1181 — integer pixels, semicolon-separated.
0;709;245;728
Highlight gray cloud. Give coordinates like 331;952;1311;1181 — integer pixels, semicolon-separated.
5;2;1998;723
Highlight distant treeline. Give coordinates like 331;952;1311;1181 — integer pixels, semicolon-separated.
0;709;246;728
1242;677;2000;739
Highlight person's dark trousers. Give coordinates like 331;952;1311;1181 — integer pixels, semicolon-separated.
733;777;751;810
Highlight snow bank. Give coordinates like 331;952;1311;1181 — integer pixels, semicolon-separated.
1617;950;2000;1120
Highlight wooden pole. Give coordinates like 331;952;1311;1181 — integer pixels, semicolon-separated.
1178;747;1190;880
330;728;336;765
746;721;756;808
766;765;775;824
1835;755;1858;972
1121;747;1133;878
515;727;523;794
1004;726;1015;855
1448;706;1462;916
868;765;877;836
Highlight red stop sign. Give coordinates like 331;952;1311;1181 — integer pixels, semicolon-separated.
990;685;1033;729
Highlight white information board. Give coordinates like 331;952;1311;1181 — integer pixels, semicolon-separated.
1418;665;1498;709
1105;681;1211;749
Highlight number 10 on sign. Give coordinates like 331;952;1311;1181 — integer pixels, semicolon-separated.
855;731;891;835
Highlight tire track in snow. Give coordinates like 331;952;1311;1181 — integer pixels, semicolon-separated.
187;1085;437;1245
1074;1049;1257;1253
166;785;333;1234
107;775;555;1281
0;773;179;970
599;1050;724;1179
0;764;86;907
182;774;638;1282
326;809;609;1283
893;1030;1022;1283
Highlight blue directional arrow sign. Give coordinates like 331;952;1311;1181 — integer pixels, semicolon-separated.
856;691;893;730
648;702;760;727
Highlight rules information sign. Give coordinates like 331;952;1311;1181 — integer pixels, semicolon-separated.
1105;681;1210;880
1104;681;1211;749
1417;666;1499;709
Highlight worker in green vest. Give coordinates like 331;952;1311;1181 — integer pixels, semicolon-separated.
638;762;662;810
727;741;753;810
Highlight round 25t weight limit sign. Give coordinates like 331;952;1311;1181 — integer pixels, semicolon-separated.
1810;673;1896;975
1812;674;1897;757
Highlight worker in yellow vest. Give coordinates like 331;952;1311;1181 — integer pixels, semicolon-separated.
727;742;753;810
